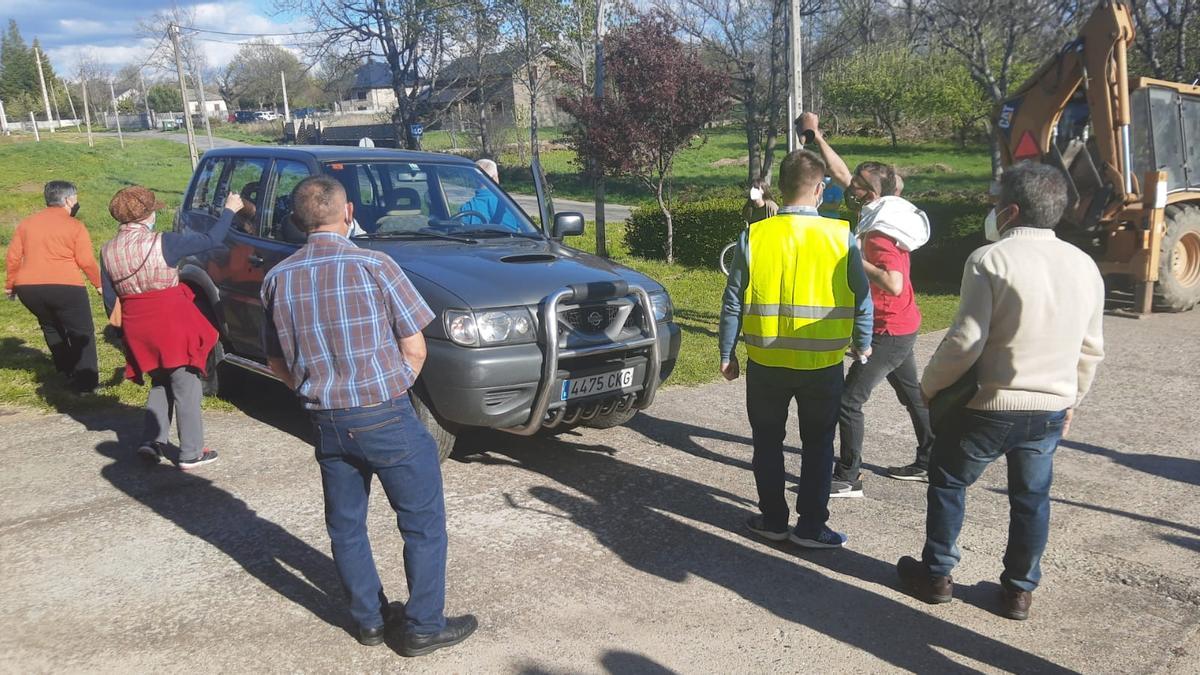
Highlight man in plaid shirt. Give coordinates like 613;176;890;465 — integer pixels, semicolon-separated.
261;176;477;656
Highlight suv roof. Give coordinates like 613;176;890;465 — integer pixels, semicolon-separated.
199;145;475;166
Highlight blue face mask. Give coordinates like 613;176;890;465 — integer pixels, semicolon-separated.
145;214;157;231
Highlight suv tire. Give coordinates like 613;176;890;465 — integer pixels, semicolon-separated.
1156;205;1200;312
411;386;456;462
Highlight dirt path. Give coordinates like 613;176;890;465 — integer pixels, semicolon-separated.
1;311;1197;672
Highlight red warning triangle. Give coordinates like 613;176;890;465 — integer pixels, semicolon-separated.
1013;131;1041;161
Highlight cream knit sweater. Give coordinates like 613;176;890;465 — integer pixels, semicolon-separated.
921;227;1105;412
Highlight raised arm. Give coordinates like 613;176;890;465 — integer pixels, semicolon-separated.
160;193;243;267
798;112;853;189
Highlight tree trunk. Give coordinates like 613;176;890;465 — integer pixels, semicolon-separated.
656;179;673;264
745;111;761;186
988;121;1003;179
594;173;607;258
529;62;541;170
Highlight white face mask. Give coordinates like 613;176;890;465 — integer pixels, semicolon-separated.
984;208;999;241
749;187;763;202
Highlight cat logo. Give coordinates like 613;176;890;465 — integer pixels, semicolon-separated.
998;104;1016;130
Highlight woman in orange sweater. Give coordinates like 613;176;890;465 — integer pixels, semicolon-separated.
4;181;102;394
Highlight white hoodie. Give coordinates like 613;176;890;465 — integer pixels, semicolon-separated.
854;196;931;252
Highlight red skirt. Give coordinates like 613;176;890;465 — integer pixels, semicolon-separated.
119;285;218;384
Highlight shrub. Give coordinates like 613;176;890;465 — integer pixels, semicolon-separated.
626;196;747;266
625;189;990;279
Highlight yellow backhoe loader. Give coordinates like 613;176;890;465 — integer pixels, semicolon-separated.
995;0;1200;312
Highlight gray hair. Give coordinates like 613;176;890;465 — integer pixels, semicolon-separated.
475;158;498;182
44;181;77;207
997;162;1068;229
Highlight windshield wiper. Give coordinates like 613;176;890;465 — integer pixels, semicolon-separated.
353;229;477;244
458;228;541;239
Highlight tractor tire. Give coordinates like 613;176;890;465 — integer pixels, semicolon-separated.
1155;205;1200;312
411;386;457;462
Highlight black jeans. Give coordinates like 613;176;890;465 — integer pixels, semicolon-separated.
746;360;843;536
835;331;934;481
15;284;99;392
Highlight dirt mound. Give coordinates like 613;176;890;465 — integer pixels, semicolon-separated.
711;157;750;168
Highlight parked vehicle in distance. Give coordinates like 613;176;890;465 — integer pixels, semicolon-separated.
254;111;280;122
234;110;258;124
174;146;682;460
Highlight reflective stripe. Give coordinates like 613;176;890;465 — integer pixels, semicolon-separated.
743;334;851;351
744;303;856;320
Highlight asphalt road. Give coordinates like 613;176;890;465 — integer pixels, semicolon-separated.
2;312;1197;673
114;131;636;223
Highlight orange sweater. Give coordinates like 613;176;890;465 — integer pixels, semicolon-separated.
5;207;101;292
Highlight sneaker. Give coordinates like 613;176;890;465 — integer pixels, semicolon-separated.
745;515;790;542
136;443;164;465
896;555;953;604
1001;588;1033;621
830;478;863;498
887;464;929;482
789;525;848;549
178;449;218;470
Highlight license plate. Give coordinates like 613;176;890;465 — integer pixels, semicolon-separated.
561;368;635;401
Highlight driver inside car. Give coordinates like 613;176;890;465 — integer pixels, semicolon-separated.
457;158;519;230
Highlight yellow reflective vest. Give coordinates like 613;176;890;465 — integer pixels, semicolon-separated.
742;213;855;370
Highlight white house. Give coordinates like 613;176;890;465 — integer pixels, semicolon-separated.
187;92;229;118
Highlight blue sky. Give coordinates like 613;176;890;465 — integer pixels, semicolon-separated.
0;0;308;76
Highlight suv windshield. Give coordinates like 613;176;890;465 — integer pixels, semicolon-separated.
322;160;541;238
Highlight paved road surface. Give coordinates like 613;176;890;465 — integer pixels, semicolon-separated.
2;311;1197;672
113;132;636;223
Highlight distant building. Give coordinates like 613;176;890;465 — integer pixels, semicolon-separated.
186;92;228;118
436;48;572;129
337;61;415;114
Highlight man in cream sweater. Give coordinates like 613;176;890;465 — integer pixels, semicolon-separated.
896;162;1105;621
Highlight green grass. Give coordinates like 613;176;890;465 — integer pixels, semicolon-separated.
0;135;234;413
499;126;994;205
0;135;963;413
563;222;960;387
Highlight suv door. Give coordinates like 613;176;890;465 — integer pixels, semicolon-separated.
208;157;270;356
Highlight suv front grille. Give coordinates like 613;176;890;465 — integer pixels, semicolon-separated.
563;305;620;333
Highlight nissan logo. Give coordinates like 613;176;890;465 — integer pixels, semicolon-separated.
587;310;604;328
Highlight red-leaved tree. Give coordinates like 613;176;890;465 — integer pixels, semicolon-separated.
561;12;728;263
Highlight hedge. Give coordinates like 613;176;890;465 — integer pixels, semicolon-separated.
625;190;991;283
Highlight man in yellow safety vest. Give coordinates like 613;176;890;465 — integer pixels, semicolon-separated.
718;149;874;548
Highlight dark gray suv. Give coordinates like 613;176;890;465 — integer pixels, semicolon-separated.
175;146;681;458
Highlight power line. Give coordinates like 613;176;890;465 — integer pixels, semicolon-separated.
180;26;332;38
133;31;171;72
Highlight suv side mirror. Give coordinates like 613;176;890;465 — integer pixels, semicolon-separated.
552;212;585;239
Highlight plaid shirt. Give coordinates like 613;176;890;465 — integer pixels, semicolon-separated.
261;232;434;411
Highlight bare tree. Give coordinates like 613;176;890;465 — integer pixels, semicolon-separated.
283;0;455;149
501;0;567;169
1129;0;1198;82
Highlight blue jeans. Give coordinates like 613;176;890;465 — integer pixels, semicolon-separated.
746;360;844;536
922;409;1067;592
310;395;448;634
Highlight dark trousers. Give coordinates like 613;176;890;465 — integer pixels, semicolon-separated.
15;284;99;392
746;360;844;536
309;395;448;635
836;331;934;480
922;409;1066;592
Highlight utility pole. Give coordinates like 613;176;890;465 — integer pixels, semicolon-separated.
281;71;291;122
592;0;608;258
787;0;803;152
61;81;80;132
30;112;40;141
0;99;8;135
33;45;55;133
80;79;94;147
169;24;199;168
139;70;153;129
109;80;125;149
195;65;214;149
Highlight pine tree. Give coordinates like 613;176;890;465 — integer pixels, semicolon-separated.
0;20;38;117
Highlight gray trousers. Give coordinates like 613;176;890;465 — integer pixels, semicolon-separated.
143;367;205;461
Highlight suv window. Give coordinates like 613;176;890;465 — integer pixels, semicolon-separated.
188;157;226;213
227;158;269;236
267;159;313;243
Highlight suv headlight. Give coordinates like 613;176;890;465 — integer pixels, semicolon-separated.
649;291;673;323
444;307;535;347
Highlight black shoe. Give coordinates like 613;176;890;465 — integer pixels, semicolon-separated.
887;463;928;482
830;477;863;498
357;625;386;646
400;615;478;657
745;515;789;542
357;601;405;646
136;442;164;465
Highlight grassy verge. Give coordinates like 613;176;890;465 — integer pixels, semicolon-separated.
0;135;234;413
1;135;962;414
563;223;960;387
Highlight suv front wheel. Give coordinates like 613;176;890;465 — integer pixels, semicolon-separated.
411;385;457;462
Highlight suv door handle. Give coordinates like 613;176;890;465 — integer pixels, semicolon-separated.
247;254;265;267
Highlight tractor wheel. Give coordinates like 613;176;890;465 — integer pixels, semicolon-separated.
1155;205;1200;312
